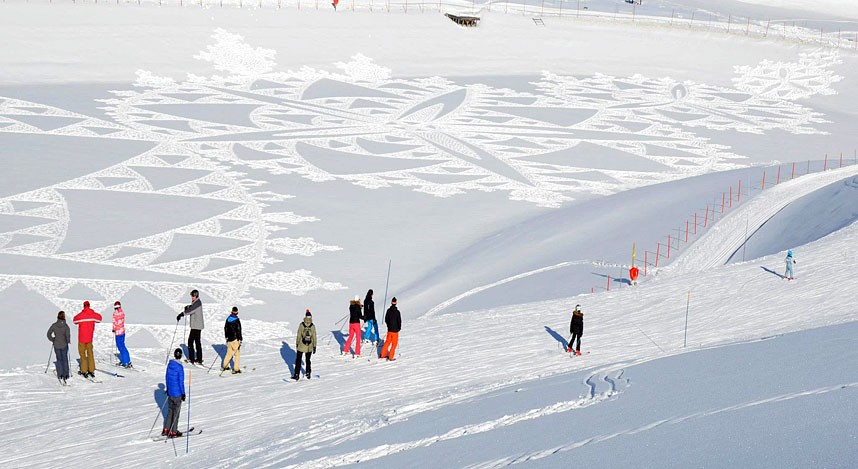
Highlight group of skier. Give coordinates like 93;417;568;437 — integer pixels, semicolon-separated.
341;289;402;362
46;300;132;384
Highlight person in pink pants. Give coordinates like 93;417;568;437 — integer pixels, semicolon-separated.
343;295;363;356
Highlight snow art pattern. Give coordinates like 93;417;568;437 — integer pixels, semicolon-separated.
0;29;842;318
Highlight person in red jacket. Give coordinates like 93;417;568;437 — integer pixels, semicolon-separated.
629;266;640;286
73;300;102;378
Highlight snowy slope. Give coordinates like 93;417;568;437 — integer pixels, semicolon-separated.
1;1;857;467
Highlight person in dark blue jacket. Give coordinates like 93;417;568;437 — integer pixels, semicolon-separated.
163;348;186;437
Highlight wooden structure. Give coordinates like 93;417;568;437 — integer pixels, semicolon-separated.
445;13;480;27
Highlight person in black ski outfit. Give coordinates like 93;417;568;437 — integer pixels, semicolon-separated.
568;304;583;355
362;289;379;346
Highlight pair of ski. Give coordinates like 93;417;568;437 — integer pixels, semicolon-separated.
283;373;320;383
219;367;255;377
151;427;202;442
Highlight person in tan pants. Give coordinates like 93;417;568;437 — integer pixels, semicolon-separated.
221;306;243;374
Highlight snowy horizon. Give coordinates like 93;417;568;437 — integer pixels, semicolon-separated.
1;1;857;466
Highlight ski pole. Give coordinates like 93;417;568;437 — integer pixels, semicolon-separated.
186;371;192;454
148;397;170;438
334;313;349;328
44;346;54;374
206;348;219;373
382;259;392;316
166;319;180;365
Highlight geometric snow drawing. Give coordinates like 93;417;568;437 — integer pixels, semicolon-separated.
0;28;842;317
106;31;838;208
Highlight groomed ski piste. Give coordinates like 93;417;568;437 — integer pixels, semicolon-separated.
2;0;858;467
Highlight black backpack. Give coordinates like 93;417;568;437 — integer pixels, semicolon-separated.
302;323;314;345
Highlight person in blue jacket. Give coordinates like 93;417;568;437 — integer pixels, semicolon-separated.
163;348;186;438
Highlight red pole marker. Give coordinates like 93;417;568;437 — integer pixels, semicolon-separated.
685;220;689;242
655;244;660;267
644;251;648;276
761;170;766;190
704;205;709;228
667;235;671;259
729;186;733;208
777;166;781;184
694;212;697;234
791;162;795;179
607;275;611;291
824;154;828;171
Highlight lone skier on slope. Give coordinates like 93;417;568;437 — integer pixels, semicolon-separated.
568;304;583;356
163;348;186;438
343;295;363;357
784;250;796;280
363;289;379;346
47;311;71;385
113;301;132;368
177;289;205;364
629;266;640;286
73;301;102;378
221;306;242;374
292;309;317;380
380;297;402;361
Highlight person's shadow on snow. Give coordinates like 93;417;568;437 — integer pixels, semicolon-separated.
154;383;169;422
211;344;226;367
545;326;568;350
331;330;347;350
280;342;296;375
761;266;784;279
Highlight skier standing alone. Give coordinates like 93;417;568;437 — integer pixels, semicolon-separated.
177;289;205;364
292;309;316;380
568;304;584;356
343;295;363;356
73;301;102;378
784;250;796;280
380;297;402;361
221;306;242;374
163;348;186;438
112;301;132;368
47;311;71;384
363;289;379;346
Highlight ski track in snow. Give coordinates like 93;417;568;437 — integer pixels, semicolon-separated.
466;381;858;468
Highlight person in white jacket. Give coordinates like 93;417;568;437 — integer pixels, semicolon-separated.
784;250;796;280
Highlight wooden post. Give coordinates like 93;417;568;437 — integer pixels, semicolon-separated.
776;166;781;184
727;14;731;33
644;251;648;276
840;152;843;168
694;212;697;234
690;11;694;28
824;153;828;171
729;186;732;208
738;179;742;202
761;170;766;190
721;193;725;213
765;19;770;37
